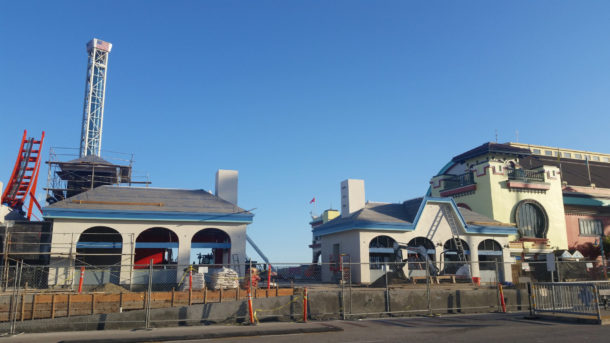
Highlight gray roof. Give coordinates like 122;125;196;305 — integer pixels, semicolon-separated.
45;185;247;214
315;197;507;230
458;207;509;226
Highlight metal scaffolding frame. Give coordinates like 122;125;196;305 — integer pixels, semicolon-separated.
80;38;112;158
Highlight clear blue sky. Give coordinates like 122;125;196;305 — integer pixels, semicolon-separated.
2;1;610;262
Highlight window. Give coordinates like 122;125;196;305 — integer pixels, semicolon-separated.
579;219;603;236
516;200;548;238
533;149;541;155
563;152;572;158
574;153;582;159
603;157;610;163
545;150;553;156
592;156;600;161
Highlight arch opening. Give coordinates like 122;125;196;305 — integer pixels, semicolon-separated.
76;226;122;266
191;228;231;266
478;239;504;282
443;239;470;275
135;227;178;268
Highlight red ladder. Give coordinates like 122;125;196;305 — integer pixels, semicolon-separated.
1;130;45;220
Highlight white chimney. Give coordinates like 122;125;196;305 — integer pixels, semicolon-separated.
341;179;365;218
215;170;238;205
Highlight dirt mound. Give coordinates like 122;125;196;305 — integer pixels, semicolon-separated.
89;283;129;293
369;271;411;288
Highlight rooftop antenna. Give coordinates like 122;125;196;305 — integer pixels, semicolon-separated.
80;38;112;158
515;130;519;143
495;129;498;143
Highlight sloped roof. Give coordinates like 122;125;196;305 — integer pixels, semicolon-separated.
314;197;511;233
520;155;610;188
45;185;247;214
452;142;531;164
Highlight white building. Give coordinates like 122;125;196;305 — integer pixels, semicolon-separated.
313;179;517;285
42;170;253;288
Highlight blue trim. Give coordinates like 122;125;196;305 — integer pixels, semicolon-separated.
313;196;517;237
563;196;610;207
465;225;518;235
42;208;254;224
135;242;179;248
77;242;122;249
191;242;231;249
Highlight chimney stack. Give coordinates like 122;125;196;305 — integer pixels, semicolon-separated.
341;179;365;218
215;170;238;205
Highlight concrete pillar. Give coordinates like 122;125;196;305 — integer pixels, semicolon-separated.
119;233;134;285
47;232;77;288
470;244;480;278
177;232;192;281
502;249;513;282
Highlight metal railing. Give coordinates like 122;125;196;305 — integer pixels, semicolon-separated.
507;168;545;182
532;281;610;319
442;172;475;191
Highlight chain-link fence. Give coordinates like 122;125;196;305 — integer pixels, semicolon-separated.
0;259;608;334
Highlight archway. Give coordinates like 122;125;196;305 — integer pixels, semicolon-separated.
406;237;436;276
443;239;470;274
369;235;397;281
191;228;231;266
76;226;122;285
76;226;122;266
135;227;178;268
478;239;504;282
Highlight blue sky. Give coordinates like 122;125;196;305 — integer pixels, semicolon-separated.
2;1;610;262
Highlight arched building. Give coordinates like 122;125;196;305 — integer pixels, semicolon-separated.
312;179;516;284
43;170;253;288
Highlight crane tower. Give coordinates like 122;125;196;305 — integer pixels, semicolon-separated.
79;38;112;158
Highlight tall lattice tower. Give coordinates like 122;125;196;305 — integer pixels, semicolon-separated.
79;38;112;158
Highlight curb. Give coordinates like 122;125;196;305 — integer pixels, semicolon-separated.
57;324;343;343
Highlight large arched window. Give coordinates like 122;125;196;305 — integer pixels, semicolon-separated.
369;236;397;270
515;200;548;238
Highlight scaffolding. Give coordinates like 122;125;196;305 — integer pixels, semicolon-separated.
44;147;151;204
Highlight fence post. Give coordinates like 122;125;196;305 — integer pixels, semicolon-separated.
340;255;345;320
267;264;271;291
426;259;431;315
145;258;153;329
385;264;390;314
595;284;602;322
303;287;308;323
550;284;556;314
348;255;352;315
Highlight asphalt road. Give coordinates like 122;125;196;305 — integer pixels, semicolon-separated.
164;313;610;343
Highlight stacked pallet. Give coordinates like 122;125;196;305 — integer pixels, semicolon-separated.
205;267;239;290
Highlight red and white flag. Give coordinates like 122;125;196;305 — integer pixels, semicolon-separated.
309;197;316;204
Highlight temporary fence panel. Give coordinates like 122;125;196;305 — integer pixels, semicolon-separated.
532;282;601;318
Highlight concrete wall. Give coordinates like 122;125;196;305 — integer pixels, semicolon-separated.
48;218;247;287
0;288;527;333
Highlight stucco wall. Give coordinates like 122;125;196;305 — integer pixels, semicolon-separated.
432;159;568;252
319;201;514;284
47;218;247;287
